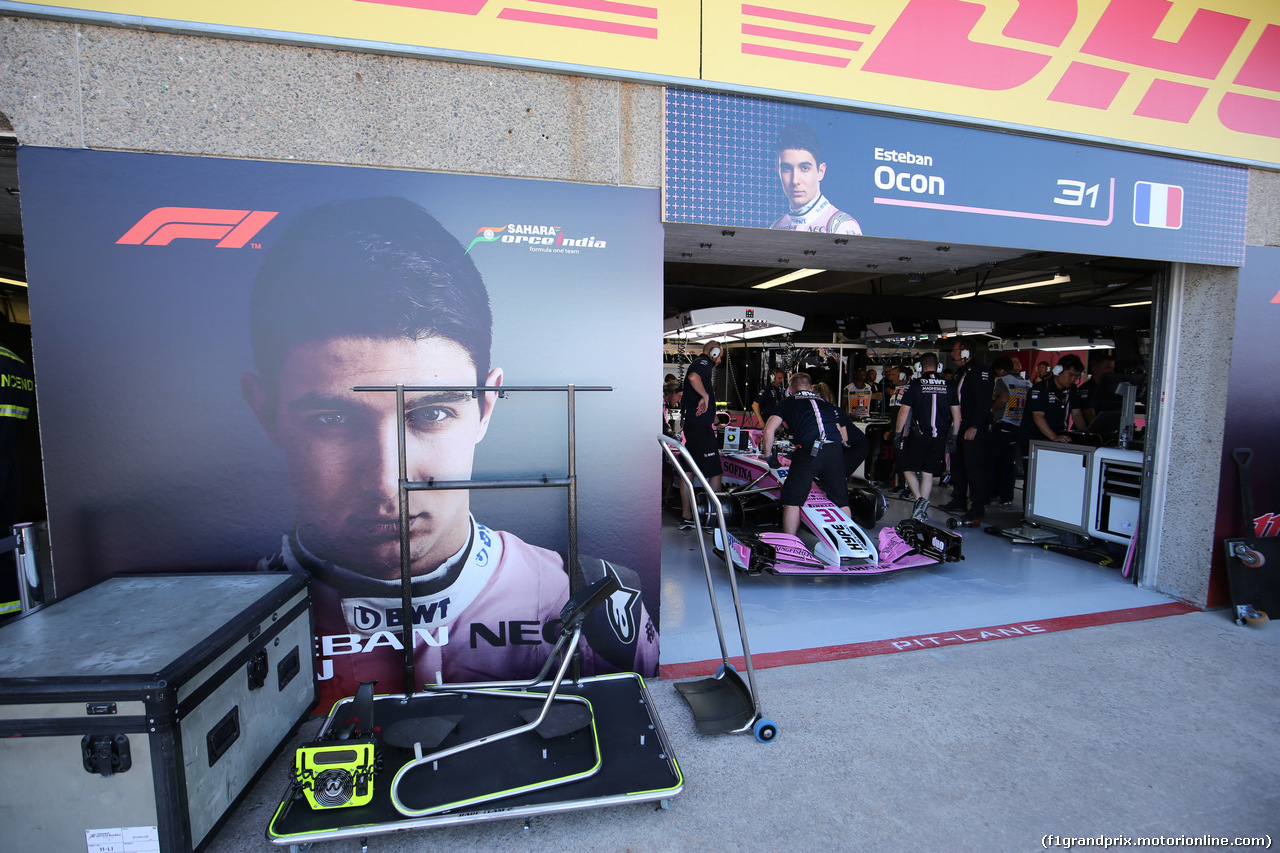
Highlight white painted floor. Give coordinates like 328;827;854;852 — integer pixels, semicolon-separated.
658;481;1175;666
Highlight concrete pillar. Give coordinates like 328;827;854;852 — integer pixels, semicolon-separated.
1144;263;1237;606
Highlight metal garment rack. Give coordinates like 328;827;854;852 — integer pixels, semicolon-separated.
352;383;611;696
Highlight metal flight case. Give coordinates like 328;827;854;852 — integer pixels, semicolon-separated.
0;571;316;853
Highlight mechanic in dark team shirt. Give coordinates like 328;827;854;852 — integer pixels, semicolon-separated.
867;363;909;488
835;401;870;481
1027;353;1086;443
817;380;867;477
751;368;787;427
760;372;851;536
894;353;960;521
940;338;996;524
1078;355;1119;425
678;341;724;529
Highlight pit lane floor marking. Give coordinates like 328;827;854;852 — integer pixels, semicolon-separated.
658;601;1196;679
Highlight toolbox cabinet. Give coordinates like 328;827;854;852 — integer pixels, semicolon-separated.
0;572;316;853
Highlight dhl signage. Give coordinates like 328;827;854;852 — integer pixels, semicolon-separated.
16;0;701;78
10;0;1279;165
701;0;1280;166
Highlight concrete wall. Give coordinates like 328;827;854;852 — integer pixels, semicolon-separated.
0;16;663;187
1246;168;1280;249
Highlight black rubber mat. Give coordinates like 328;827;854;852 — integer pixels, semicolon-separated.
269;673;681;842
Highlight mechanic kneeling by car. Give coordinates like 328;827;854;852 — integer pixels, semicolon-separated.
761;372;852;536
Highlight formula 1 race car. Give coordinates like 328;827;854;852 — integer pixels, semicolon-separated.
703;447;961;576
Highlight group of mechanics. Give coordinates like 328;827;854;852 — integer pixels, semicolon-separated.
890;341;1094;526
674;337;1103;533
675;341;852;536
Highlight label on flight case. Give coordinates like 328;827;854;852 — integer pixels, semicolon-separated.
85;826;160;853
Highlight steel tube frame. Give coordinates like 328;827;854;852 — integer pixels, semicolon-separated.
352;383;611;696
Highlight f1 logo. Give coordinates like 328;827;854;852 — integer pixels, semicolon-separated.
117;207;278;248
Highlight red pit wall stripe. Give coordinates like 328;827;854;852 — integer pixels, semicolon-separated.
658;602;1197;679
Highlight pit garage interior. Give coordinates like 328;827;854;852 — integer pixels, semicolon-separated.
657;222;1178;671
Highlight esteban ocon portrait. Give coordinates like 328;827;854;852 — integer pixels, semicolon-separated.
241;196;658;707
770;122;862;236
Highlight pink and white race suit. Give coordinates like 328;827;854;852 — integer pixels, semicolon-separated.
771;194;862;235
262;516;658;713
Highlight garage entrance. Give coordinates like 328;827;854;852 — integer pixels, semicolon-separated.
657;238;1181;671
654;87;1244;670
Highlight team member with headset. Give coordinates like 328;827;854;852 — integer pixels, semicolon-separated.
869;363;910;488
940;338;996;524
1027;354;1087;442
751;368;788;427
678;341;725;529
893;353;960;521
761;372;851;536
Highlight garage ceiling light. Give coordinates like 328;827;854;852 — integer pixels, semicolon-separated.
944;275;1071;299
0;276;26;288
751;269;823;290
1111;300;1152;308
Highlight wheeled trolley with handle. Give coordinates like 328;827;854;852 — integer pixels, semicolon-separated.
0;571;316;852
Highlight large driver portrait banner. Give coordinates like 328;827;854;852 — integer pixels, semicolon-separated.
18;147;663;707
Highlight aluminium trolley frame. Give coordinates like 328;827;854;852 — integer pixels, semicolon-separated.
268;384;681;848
659;434;776;743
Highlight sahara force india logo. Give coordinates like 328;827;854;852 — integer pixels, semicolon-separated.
465;223;608;255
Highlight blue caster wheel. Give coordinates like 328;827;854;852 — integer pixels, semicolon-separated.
753;718;777;743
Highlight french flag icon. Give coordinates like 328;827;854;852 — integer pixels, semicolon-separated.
1133;181;1183;229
